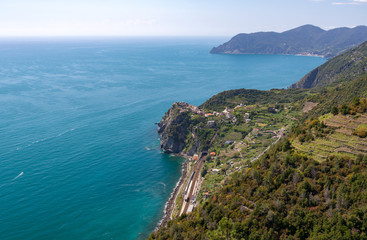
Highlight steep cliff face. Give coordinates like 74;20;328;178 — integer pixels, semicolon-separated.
158;102;195;155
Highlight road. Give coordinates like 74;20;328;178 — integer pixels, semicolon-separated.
252;127;285;162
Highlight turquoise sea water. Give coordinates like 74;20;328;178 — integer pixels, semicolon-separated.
0;37;325;240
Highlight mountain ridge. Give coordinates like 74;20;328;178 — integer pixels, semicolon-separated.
211;25;367;58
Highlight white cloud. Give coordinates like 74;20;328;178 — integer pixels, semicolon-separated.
332;2;358;4
332;0;367;4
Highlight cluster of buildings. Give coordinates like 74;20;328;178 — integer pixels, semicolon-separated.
202;107;234;119
203;106;252;126
186;104;204;115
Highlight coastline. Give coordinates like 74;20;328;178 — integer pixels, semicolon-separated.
156;154;189;229
212;52;325;58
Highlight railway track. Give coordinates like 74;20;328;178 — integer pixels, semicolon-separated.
180;152;207;215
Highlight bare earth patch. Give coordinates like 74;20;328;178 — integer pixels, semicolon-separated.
303;102;319;113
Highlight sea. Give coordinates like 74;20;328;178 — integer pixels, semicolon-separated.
0;37;325;240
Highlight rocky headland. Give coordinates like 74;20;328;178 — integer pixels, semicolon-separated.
210;25;367;58
158;102;203;156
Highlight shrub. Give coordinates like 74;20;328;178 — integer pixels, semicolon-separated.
353;124;367;138
201;168;208;177
282;139;292;152
340;104;350;115
331;106;339;115
352;96;360;106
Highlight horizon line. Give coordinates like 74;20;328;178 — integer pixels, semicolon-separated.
0;35;232;38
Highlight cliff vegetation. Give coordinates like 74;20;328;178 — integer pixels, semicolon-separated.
152;41;367;240
290;41;367;89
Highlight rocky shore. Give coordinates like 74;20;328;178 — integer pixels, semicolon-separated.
155;102;203;229
155;102;205;229
156;156;188;229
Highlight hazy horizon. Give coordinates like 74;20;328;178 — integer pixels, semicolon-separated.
0;0;366;37
0;25;366;39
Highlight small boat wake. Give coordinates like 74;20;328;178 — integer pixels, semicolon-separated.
5;128;77;155
13;172;24;181
0;172;24;189
158;182;166;189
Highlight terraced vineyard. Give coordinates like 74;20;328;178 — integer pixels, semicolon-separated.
292;113;367;161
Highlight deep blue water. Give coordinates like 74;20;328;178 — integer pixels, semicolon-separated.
0;37;325;240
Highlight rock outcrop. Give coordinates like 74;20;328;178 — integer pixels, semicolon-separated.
158;102;194;154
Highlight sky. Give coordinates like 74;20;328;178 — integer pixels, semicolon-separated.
0;0;366;36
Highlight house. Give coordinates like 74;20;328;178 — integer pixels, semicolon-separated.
226;112;234;119
221;107;234;119
268;106;280;113
222;107;229;114
197;110;204;115
210;152;216;156
252;128;260;136
207;120;215;127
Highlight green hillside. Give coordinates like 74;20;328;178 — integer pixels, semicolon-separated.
151;87;367;240
290;41;367;89
200;88;310;112
151;143;367;239
152;41;367;240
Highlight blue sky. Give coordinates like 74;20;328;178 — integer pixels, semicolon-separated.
0;0;366;36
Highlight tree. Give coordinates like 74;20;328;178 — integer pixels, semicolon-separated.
282;139;292;152
218;217;233;240
201;168;208;177
353;124;367;138
331;106;339;115
352;96;360;106
340;104;350;115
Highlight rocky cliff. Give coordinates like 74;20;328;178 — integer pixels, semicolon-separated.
158;102;200;155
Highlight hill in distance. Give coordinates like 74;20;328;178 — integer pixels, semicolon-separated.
290;40;367;89
211;25;367;58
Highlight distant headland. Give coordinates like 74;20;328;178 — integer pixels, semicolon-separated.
211;24;367;58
